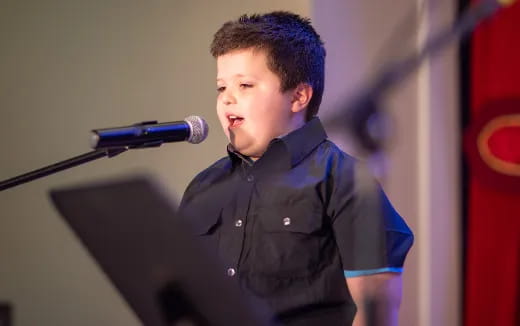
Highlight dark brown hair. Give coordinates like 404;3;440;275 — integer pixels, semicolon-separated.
210;11;326;120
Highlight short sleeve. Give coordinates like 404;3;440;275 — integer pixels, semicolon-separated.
329;162;414;277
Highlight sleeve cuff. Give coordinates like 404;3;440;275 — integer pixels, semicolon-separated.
344;267;403;278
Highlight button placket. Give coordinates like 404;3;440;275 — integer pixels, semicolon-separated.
224;174;255;277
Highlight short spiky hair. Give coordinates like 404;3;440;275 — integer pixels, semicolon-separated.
210;11;326;120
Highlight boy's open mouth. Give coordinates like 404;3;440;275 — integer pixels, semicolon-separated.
227;114;244;128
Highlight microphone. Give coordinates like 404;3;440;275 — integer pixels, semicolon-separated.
90;115;209;150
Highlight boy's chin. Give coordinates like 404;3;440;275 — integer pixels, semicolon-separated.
230;141;265;159
228;130;267;158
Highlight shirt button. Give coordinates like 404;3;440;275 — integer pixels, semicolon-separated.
246;175;254;182
227;268;236;277
235;219;243;227
283;217;291;226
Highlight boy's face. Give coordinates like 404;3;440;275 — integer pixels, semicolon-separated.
216;48;302;160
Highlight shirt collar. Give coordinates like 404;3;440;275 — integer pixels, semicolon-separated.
227;117;328;169
227;143;254;167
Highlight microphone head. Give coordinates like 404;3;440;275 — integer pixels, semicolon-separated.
184;115;209;144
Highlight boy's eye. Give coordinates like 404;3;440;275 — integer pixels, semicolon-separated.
216;86;226;93
240;83;253;89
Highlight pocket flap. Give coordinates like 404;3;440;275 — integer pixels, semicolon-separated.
182;206;222;235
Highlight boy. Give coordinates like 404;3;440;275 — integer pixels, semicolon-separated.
179;12;413;326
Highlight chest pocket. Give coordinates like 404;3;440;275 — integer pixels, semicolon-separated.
252;202;325;278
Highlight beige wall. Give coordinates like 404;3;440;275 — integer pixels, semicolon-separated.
0;1;310;325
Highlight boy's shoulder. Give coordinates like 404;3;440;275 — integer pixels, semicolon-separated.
317;139;358;165
182;156;232;196
192;156;232;182
313;139;365;185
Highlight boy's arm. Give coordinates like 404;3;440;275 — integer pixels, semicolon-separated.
346;272;402;326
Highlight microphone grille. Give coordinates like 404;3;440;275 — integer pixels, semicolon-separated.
184;115;209;144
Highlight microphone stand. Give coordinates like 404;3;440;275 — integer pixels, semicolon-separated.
0;148;127;192
0;120;171;192
332;0;515;154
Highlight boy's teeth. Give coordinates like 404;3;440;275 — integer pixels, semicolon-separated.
229;115;243;121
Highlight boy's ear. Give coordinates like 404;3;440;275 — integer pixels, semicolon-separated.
291;83;313;113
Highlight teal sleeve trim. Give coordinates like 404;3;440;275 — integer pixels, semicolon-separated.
344;267;403;278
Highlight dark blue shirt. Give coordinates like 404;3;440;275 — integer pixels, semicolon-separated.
179;117;414;325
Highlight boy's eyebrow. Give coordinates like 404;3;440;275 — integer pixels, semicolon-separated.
216;74;255;82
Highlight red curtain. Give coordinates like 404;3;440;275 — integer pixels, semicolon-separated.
465;1;520;325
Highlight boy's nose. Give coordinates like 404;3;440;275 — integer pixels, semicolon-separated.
221;90;237;105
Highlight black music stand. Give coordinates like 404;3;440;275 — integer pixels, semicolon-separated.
49;175;274;326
